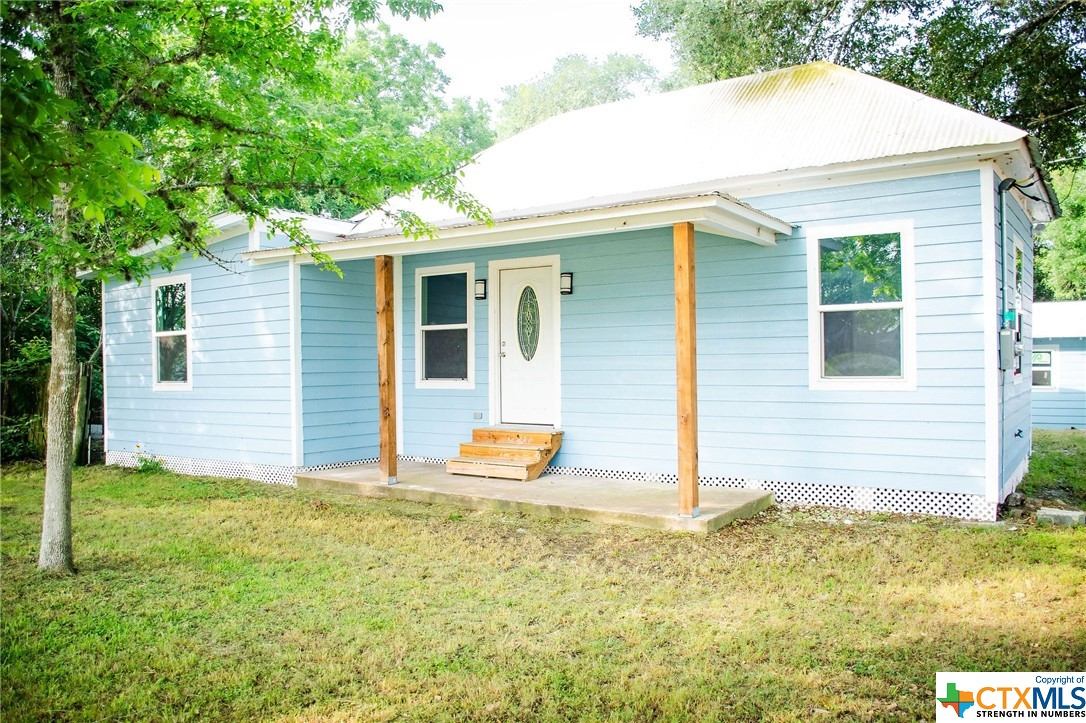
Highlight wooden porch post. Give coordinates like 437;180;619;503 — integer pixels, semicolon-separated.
375;255;397;484
674;222;699;517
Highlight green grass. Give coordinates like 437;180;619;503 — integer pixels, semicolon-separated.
3;444;1085;722
1019;429;1086;508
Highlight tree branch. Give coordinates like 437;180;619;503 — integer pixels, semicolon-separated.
803;1;842;62
1029;101;1086;126
98;10;215;128
128;95;275;139
1001;0;1081;46
833;0;877;65
155;179;352;194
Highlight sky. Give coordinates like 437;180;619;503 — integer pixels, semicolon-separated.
384;0;675;107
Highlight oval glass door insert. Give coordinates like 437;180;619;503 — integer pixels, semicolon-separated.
517;286;540;361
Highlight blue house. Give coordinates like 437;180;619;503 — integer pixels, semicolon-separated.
1032;301;1086;429
102;62;1057;520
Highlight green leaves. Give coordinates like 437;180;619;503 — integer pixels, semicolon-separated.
73;132;162;223
2;0;491;285
1036;168;1086;300
495;54;658;139
0;40;72;209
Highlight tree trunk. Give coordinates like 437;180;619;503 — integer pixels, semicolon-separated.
39;282;77;573
28;367;49;457
39;4;77;574
72;363;90;465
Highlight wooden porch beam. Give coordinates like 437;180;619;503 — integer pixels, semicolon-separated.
375;255;397;484
674;222;699;517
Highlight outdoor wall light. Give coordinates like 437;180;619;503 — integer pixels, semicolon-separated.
474;278;487;300
560;272;574;295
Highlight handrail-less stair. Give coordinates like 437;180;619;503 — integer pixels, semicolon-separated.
446;427;563;481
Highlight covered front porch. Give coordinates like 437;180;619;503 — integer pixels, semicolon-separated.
296;460;773;533
247;192;793;522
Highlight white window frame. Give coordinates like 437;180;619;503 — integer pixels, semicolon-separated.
1011;235;1026;384
415;263;475;390
1031;345;1059;392
806;220;917;391
151;274;193;392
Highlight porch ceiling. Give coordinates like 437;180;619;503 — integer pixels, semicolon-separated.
244;192;792;265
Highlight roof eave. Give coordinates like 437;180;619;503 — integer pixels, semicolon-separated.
76;210;354;280
1024;136;1060;220
246;194;792;265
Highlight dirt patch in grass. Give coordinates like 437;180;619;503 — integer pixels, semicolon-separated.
2;459;1084;721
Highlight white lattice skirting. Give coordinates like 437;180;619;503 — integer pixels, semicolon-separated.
106;451;999;521
106;451;377;487
546;466;999;520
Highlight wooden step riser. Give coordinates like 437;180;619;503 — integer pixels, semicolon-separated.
459;443;545;463
472;429;561;447
446;459;531;481
448;428;564;482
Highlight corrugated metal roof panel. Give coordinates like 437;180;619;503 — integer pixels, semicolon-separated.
351;62;1032;234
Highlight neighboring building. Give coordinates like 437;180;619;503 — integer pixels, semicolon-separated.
102;62;1057;520
1032;301;1086;429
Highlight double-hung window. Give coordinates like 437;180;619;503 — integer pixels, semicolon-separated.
152;275;191;390
416;264;474;388
808;221;915;390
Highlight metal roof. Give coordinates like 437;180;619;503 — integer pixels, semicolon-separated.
350;61;1042;236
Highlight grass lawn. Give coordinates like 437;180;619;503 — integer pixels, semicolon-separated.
1019;429;1086;508
2;438;1084;722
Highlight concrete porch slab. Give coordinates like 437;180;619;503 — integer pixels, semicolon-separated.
295;461;773;533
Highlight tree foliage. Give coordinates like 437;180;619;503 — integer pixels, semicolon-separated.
0;0;491;573
0;207;101;461
1036;167;1086;299
264;30;495;218
1;1;490;281
634;0;1086;170
495;54;657;140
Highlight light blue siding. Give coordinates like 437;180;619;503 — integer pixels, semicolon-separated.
105;168;1009;504
1033;337;1086;428
104;234;293;465
395;170;993;495
299;260;378;465
996;182;1034;492
700;169;988;494
402;230;678;472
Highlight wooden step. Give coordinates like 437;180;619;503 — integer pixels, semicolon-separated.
458;442;545;463
448;428;564;482
446;457;532;481
472;427;561;447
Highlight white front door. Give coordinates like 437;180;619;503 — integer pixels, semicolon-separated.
498;264;558;425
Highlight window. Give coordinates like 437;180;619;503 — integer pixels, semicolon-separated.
807;222;915;390
1032;347;1057;389
152;275;191;390
416;264;474;388
1012;239;1025;379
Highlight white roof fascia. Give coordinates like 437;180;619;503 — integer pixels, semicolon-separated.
247;194;792;265
728;141;1049;209
249;211;355;245
134;211;352;257
77;211;352;278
